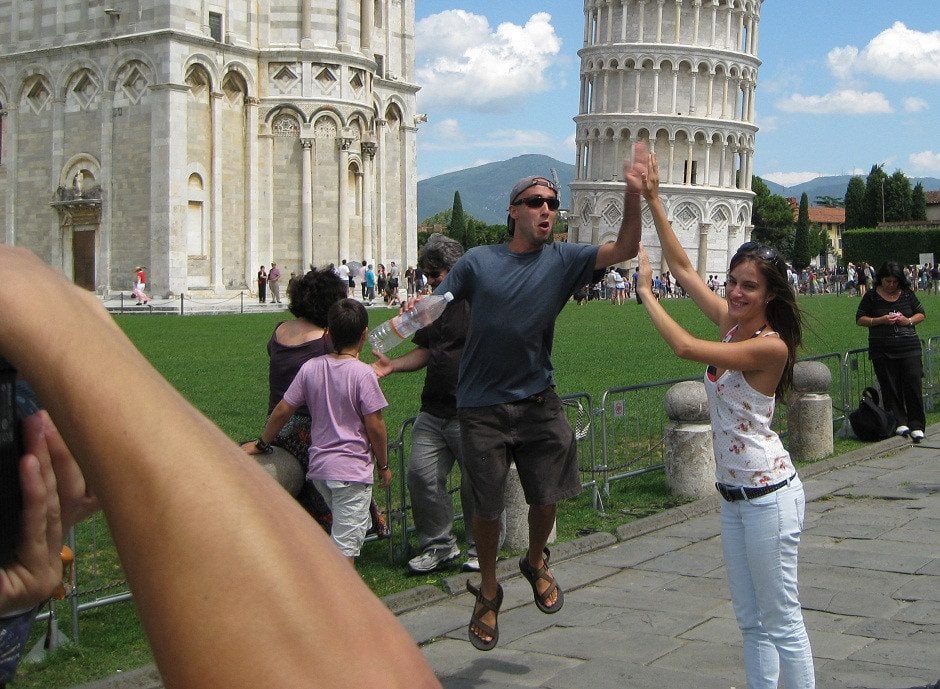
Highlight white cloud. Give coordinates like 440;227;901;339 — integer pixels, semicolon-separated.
827;22;940;82
909;150;940;174
776;89;892;114
415;10;561;110
761;172;825;186
903;97;929;112
756;115;779;132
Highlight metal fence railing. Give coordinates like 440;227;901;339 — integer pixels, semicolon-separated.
55;341;940;646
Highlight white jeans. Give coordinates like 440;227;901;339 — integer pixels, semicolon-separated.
312;479;372;558
720;477;815;689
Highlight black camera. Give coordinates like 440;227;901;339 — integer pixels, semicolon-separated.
0;356;25;565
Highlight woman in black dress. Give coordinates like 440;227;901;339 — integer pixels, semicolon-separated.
855;261;927;442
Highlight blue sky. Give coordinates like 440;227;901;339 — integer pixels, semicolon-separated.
414;1;940;186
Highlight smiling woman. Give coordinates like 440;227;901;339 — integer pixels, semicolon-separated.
632;151;816;689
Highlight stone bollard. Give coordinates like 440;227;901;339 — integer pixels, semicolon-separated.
254;446;304;496
503;467;555;551
787;360;833;462
663;381;715;499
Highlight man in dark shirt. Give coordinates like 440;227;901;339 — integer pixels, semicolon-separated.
372;235;504;574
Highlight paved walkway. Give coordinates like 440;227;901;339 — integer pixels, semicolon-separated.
74;432;939;689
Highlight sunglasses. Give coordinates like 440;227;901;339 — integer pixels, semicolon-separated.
735;241;782;264
512;195;560;211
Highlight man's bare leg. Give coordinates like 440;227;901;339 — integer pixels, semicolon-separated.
526;503;559;607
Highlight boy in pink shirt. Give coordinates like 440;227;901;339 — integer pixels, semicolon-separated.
246;299;391;561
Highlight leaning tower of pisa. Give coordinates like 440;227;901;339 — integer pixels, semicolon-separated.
570;0;762;279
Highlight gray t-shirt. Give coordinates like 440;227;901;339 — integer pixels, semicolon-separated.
436;241;598;407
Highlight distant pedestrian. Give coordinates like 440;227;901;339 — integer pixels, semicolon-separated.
257;266;267;303
133;266;150;305
268;262;282;304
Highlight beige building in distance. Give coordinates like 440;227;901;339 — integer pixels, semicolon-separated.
571;0;762;280
0;1;419;296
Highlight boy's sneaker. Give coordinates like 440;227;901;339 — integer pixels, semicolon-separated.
910;429;924;443
895;425;910;437
408;544;460;574
462;557;480;572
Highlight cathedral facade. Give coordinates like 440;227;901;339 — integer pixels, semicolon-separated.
571;0;762;279
0;1;418;296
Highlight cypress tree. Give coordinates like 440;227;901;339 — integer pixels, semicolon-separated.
884;170;913;221
864;165;888;226
447;191;469;247
912;183;928;222
792;193;811;271
844;176;866;229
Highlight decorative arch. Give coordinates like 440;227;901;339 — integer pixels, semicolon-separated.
105;50;157;91
220;71;247;107
63;67;103;112
183;54;220;89
59;153;101;190
185;63;213;100
186;165;210;257
221;61;256;95
264;104;305;126
307;105;344;127
18;73;53;115
111;60;153;106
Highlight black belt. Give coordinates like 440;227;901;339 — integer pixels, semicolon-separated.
716;474;796;502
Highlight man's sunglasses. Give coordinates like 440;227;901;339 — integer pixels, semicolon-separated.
512;195;560;211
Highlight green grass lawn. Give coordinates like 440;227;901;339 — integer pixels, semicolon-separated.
11;292;940;688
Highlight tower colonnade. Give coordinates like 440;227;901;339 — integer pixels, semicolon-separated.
571;0;762;282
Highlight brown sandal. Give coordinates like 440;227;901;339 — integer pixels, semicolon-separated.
466;580;503;651
519;547;564;614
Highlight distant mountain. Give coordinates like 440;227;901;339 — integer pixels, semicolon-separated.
418;155;575;225
758;174;940;204
419;160;940;224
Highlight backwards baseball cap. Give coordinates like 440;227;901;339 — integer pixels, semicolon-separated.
507;176;559;234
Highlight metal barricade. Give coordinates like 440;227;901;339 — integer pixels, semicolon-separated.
925;336;940;409
598;376;697;511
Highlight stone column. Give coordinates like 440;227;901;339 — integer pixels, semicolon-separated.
787;361;834;462
245;97;260;287
360;0;373;52
300;0;312;48
300;138;313;270
375;118;387;264
336;0;350;51
2;105;15;245
51;97;65;271
210;91;223;291
361;140;376;263
99;89;115;293
149;83;190;296
337;132;352;262
663;381;714;498
697;222;710;277
402;123;418;269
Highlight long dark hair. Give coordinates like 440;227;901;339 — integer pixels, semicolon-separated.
728;250;803;399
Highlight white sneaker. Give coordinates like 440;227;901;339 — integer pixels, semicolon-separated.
407;545;460;574
895;425;910;437
910;430;924;443
462;557;480;572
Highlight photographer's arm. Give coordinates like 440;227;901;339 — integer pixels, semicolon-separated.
0;247;439;689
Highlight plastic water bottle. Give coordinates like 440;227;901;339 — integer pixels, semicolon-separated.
369;292;454;353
